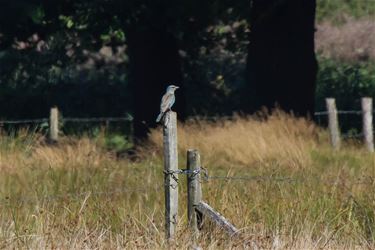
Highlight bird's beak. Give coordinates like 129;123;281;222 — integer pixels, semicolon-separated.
175;86;180;89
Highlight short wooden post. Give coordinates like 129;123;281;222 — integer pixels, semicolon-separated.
187;149;202;236
362;97;374;152
49;107;59;142
326;98;340;149
163;111;178;240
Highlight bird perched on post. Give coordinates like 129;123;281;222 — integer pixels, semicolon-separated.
156;85;179;123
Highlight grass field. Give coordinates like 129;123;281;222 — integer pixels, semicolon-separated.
0;113;374;249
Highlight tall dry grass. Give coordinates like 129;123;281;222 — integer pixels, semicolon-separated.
0;113;374;249
149;112;320;170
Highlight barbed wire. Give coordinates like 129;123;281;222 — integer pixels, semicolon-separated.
199;167;375;186
197;167;297;182
0;118;49;124
0;116;133;125
314;110;363;116
0;110;373;124
0;185;158;205
63;116;133;122
1;171;373;205
203;174;296;182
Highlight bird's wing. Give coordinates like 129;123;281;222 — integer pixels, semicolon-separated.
160;93;173;112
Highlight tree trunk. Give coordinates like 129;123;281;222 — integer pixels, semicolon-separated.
246;0;318;116
128;29;185;141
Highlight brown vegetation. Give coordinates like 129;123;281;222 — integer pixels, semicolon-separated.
0;114;374;248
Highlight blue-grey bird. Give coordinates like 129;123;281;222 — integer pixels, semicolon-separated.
156;85;179;123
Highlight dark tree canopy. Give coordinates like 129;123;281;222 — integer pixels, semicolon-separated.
128;28;185;140
246;0;318;116
0;0;318;140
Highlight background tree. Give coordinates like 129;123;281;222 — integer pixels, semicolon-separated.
246;0;318;116
120;0;187;141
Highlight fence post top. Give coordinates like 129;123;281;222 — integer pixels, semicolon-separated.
188;149;198;153
326;98;335;102
362;97;373;101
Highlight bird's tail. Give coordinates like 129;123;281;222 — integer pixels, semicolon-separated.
156;112;163;123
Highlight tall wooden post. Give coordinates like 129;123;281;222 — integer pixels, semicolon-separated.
163;111;178;240
362;97;374;152
187;149;202;236
326;98;340;150
49;107;59;142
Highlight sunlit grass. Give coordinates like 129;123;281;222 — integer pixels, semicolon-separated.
0;113;374;249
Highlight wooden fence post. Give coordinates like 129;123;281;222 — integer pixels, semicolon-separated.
362;97;374;152
50;107;59;142
163;111;178;240
187;149;202;236
326;98;340;149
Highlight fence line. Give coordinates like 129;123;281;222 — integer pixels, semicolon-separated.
1;98;373;146
2;172;371;206
63;117;133;122
0;107;134;142
314;110;363;116
0;118;49;124
317;97;375;151
0;117;133;125
202;173;296;182
0;186;158;205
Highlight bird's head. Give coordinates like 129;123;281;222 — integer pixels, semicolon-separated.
166;85;179;93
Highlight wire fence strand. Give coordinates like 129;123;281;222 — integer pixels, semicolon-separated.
0;116;133;125
0;118;49;124
0;109;372;124
0;185;159;205
314;110;363;116
0;170;373;205
63;116;133;123
200;168;375;186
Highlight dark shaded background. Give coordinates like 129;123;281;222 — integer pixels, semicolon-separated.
0;0;374;139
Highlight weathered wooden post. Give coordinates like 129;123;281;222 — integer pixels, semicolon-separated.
362;97;374;152
49;107;59;142
163;111;178;240
187;149;202;236
326;98;340;149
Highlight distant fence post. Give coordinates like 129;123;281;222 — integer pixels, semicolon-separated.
361;97;374;152
187;149;202;237
49;107;59;142
326;98;340;149
163;111;178;240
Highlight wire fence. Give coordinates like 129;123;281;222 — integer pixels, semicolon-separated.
0;116;133;125
314;110;363;116
314;108;368;140
0;110;365;140
200;168;375;186
0;185;160;205
0;118;49;124
0;167;373;206
0;110;365;124
0;103;370;121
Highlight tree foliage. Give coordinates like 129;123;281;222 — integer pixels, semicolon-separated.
0;0;250;121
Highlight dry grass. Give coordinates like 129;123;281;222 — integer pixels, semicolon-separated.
316;18;375;61
0;113;375;249
149;112;319;170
